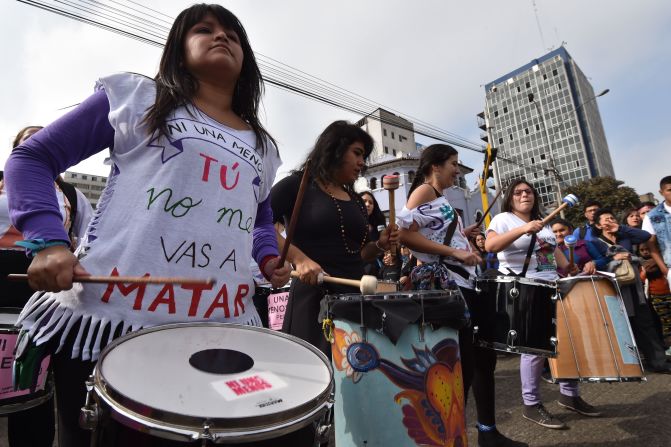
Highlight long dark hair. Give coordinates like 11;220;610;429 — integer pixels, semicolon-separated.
407;144;458;197
12;126;43;149
360;191;386;229
502;179;542;219
295;120;373;190
144;4;275;153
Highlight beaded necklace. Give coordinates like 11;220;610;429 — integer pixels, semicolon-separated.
322;183;369;254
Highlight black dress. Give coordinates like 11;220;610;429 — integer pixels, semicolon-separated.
271;174;367;356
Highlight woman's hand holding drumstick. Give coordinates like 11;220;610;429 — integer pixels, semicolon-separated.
26;245;89;292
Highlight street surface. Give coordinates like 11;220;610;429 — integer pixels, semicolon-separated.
0;354;668;446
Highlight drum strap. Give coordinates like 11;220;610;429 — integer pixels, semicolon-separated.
437;214;470;280
519;233;537;277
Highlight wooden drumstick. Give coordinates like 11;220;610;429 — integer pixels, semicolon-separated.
7;274;215;286
277;159;311;268
564;234;577;271
383;174;400;255
290;271;377;294
540;194;579;226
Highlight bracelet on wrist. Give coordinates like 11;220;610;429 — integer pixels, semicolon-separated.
15;239;70;258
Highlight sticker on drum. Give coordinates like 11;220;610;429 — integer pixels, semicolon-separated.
85;323;333;443
0;308;52;415
267;288;290;330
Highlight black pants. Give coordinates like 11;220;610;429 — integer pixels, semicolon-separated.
630;301;668;369
459;287;498;426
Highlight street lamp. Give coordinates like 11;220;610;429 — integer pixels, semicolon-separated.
529;88;610;214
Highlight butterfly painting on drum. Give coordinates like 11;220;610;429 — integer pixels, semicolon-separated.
332;329;467;447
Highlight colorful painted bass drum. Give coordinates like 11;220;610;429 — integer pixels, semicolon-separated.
324;290;469;447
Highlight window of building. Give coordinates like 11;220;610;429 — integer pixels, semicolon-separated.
391;132;395;139
503;106;508;113
494;110;499;117
543;74;547;80
535;124;540;131
525;81;531;88
82;175;88;180
540;154;546;160
509;134;513;141
408;171;415;183
71;173;77;178
531;157;535;164
498;137;504;144
517;86;521;93
552;69;558;76
91;176;97;182
575;161;580;167
392;149;397;156
525;128;529;135
370;177;377;189
384;146;389;154
383;129;387;136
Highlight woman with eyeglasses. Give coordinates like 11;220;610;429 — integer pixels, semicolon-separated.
485;179;600;430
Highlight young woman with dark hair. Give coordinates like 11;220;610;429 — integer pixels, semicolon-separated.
486;180;599;430
5;4;290;445
398;144;525;447
271;120;398;355
360;190;386;277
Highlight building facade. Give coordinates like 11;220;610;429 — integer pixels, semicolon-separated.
64;171;107;207
356;109;499;226
479;47;614;207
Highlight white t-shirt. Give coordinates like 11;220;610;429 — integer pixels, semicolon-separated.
397;195;475;289
641;202;671;235
487;212;558;281
18;73;282;360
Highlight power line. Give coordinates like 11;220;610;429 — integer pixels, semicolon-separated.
19;0;545;166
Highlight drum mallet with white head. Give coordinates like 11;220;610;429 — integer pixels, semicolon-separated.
382;174;400;256
290;271;377;294
540;194;579;226
564;234;577;271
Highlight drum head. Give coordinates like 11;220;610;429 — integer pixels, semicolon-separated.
96;323;332;436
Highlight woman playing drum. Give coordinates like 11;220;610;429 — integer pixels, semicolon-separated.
271;121;398;356
5;4;291;445
485;179;600;429
398;144;526;447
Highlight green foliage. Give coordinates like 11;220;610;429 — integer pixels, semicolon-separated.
563;176;640;228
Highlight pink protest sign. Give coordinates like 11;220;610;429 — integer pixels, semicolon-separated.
267;290;289;330
0;333;49;400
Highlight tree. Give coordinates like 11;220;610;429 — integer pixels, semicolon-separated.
563;176;640;228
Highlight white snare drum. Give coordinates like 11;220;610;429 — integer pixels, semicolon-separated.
0;308;52;415
81;323;334;444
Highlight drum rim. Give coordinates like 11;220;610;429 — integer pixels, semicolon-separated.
556;274;615;283
326;290;460;300
93;322;334;439
475;276;556;288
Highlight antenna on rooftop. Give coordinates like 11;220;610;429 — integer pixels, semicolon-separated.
532;0;549;52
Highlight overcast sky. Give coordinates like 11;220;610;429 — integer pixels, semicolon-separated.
1;0;670;200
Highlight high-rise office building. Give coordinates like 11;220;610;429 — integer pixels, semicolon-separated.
478;47;614;207
64;171;108;207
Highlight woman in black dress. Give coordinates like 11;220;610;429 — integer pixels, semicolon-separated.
271;121;398;355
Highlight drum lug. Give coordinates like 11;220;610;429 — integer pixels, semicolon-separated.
79;376;100;431
506;330;517;348
509;287;519;299
551;293;559;302
200;421;215;444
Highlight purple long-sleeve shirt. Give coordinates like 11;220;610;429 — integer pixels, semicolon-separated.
5;89;278;267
